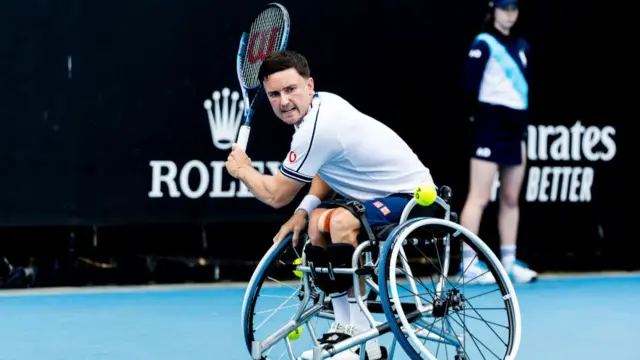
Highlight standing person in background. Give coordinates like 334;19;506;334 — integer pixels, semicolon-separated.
458;0;537;284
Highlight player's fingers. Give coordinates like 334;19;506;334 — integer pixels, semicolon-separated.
273;226;289;243
291;228;301;247
231;144;246;157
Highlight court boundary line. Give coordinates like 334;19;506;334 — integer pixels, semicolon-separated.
0;270;638;297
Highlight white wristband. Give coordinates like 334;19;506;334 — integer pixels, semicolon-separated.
296;194;321;215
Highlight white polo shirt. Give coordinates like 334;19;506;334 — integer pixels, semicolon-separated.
279;92;434;201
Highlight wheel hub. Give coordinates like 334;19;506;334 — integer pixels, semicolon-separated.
432;288;465;317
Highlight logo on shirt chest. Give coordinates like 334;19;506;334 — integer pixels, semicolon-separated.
519;50;527;68
288;151;297;163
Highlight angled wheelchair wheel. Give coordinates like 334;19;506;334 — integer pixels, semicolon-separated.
241;234;334;360
378;217;522;360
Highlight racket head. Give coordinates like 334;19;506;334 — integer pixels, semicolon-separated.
236;3;291;92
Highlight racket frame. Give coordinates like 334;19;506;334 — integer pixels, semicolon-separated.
235;3;290;151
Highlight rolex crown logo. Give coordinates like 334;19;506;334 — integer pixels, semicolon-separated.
203;87;244;150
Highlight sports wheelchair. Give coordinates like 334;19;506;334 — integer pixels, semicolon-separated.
241;186;521;360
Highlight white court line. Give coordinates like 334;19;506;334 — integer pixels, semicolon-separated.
0;270;638;298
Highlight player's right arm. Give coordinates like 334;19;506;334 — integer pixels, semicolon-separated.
273;174;334;246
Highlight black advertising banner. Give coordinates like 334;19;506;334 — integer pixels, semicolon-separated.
0;0;624;270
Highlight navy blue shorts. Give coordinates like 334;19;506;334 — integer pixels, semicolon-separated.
317;194;412;241
362;195;411;226
472;103;527;166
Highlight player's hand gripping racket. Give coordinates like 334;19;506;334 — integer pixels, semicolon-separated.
235;3;290;152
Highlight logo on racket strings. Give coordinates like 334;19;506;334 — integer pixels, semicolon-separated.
203;88;244;150
247;28;281;64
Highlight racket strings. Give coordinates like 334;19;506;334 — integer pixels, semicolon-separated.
241;7;287;89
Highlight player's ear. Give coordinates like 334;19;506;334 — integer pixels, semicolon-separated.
306;77;314;93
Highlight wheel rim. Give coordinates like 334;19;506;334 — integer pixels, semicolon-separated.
381;217;522;359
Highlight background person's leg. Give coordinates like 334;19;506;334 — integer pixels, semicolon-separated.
498;141;537;283
460;159;498;268
498;141;526;269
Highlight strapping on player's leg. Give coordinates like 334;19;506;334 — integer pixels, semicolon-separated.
304;242;355;294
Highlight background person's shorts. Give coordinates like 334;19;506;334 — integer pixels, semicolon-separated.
471;103;527;166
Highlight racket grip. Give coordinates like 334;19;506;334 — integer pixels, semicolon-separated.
236;125;251;151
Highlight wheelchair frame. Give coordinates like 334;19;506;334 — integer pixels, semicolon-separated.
242;189;522;360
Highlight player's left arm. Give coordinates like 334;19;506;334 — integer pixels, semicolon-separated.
236;167;305;209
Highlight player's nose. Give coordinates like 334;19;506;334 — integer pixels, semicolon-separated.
279;95;292;108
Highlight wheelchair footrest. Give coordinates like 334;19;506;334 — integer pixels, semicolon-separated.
367;300;417;314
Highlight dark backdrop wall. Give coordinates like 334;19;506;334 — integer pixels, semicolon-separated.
0;0;625;283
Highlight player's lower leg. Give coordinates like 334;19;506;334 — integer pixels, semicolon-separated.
329;210;384;358
313;210;353;326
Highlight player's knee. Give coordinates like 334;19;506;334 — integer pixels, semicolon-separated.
316;208;336;234
306;208;325;245
328;208;360;236
307;222;322;245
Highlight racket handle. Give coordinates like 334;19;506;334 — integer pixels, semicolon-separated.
236;125;251;151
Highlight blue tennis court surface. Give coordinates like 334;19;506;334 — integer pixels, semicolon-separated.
1;273;637;360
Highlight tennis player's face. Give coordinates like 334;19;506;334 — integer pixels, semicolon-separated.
263;68;315;125
495;6;519;31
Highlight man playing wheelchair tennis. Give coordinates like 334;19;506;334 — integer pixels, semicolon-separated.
225;50;435;360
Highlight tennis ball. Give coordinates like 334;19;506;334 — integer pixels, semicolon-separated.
292;258;303;278
288;326;303;341
414;183;437;206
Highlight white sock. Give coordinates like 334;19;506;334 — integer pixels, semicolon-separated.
348;296;381;358
330;292;350;325
501;244;516;270
462;243;478;270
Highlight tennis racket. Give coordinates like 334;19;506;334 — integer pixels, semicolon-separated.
235;3;291;152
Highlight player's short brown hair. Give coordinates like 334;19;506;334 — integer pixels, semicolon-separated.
258;50;311;83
